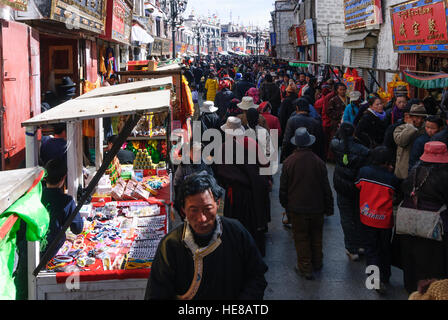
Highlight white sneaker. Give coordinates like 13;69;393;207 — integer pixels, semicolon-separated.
345;249;360;261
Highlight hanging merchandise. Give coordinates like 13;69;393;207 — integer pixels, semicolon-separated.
179;75;195;125
402;70;448;90
377;87;391;101
106;47;118;79
342;68;366;100
99;46;107;76
387;74;410;98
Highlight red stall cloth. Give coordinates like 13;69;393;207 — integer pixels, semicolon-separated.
54;200;168;283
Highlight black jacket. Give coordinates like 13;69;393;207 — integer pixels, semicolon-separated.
278;93;298;134
383;119;404;163
355;109;388;149
145;216;268;300
281;113;325;162
233;80;255;100
432;127;448;147
330;136;370;196
199;111;221;133
259;82;281;115
280;149;334;215
214;89;235;121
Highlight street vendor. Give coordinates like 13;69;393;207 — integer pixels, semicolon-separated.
107;135;136;164
40;159;84;257
145;172;268;300
39;123;67;167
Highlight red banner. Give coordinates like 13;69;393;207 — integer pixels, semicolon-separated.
391;0;448;47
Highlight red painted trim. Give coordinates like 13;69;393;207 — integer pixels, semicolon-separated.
0;214;18;240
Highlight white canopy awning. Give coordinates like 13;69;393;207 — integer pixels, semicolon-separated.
131;25;154;43
79;77;172;100
22;89;170;127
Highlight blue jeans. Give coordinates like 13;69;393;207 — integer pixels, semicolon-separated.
337;193;364;254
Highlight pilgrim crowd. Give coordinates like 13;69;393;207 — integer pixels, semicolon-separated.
148;55;448;300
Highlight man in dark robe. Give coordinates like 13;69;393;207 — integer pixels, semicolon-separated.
145;173;268;300
213;121;271;256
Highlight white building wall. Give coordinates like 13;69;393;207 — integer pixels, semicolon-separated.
315;0;346;63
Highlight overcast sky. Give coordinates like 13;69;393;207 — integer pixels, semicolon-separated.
185;0;273;29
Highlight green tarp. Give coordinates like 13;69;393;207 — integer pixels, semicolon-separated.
403;70;448;89
0;177;49;300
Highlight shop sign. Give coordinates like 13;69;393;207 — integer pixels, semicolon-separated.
295;19;315;46
0;0;28;11
162;38;171;55
152;38;162;56
344;0;382;30
390;0;448;52
101;0;132;44
50;0;106;34
270;32;276;46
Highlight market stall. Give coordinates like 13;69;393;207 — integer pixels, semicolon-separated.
116;61;196;151
22;77;174;300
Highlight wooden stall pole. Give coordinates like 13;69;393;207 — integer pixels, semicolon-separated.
66;121;83;200
25;125;39;300
95;118;104;170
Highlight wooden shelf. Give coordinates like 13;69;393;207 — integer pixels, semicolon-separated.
127;135;166;141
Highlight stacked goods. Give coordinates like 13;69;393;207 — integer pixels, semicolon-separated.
122;180;137;200
133;149;155;170
111;179;150;201
106;157;121;184
111;178;127;201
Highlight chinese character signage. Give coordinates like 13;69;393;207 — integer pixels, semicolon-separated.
344;0;382;30
390;0;448;52
50;0;106;34
0;0;27;11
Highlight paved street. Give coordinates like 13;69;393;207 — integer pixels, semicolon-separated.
263;163;409;300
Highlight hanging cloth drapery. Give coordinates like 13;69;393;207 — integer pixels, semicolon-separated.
402;70;448;89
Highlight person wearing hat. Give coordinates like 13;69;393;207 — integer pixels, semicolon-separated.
398;141;448;293
199;101;221;142
214;116;271;256
281;98;325;163
259;74;281;116
355;146;401;294
278;83;299;136
57;76;76;103
236;96;268;130
342;91;362;124
279;127;334;280
393;103;428;179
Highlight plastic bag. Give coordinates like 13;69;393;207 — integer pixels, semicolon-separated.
0;178;49;300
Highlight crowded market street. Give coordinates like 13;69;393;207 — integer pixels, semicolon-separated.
2;0;448;304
